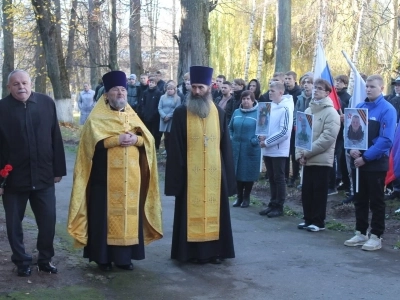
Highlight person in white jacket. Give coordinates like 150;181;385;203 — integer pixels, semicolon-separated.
258;81;294;217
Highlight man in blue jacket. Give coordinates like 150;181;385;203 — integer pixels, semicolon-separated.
344;75;396;251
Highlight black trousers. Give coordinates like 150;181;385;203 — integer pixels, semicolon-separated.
2;186;56;266
353;170;386;237
264;156;286;209
328;139;343;189
145;120;162;150
301;166;330;228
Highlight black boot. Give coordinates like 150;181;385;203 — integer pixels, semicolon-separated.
241;182;254;208
233;181;244;207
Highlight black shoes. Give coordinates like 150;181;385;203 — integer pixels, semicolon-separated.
210;257;222;264
38;262;58;274
266;209;283;218
240;198;250;208
98;263;112;271
259;207;272;216
342;195;354;204
17;265;31;277
232;198;243;207
115;263;134;271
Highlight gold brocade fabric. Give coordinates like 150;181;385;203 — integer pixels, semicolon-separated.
67;96;163;247
186;104;221;242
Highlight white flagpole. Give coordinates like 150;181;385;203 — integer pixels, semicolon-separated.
356;168;359;193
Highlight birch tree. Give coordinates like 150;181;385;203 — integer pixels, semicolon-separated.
244;0;256;81
256;0;268;80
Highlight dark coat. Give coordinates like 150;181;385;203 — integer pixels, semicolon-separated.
0;93;66;192
138;88;162;123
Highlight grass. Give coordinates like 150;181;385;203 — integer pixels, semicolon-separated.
325;220;351;231
394;240;400;250
283;205;302;218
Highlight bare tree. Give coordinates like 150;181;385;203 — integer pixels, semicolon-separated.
66;0;78;70
275;0;291;72
88;0;103;86
108;0;119;70
31;0;72;123
2;0;14;98
129;0;143;75
177;0;212;82
34;29;47;94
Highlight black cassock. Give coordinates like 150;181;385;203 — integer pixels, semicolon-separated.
83;142;145;265
165;105;236;262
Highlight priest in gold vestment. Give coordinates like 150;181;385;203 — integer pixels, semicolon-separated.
165;66;235;264
68;71;162;271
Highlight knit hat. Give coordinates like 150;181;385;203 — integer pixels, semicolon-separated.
189;66;213;86
102;71;127;92
129;74;137;80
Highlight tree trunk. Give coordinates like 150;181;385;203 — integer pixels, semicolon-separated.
312;0;327;72
88;0;102;86
348;0;367;94
177;0;210;83
31;0;72;123
109;0;119;70
2;0;14;99
66;0;78;70
129;0;143;75
256;0;268;81
35;30;47;94
274;0;291;72
244;0;256;82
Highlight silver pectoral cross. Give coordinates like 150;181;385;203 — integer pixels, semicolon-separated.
204;135;208;147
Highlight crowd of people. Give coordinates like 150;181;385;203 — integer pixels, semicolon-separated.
1;65;400;279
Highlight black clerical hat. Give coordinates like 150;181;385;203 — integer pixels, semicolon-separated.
102;71;127;92
190;66;213;86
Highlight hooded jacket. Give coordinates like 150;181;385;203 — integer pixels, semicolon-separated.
262;95;294;157
295;96;340;167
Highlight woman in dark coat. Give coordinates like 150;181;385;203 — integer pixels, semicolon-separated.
229;90;261;208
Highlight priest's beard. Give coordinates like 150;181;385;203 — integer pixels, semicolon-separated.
186;90;212;118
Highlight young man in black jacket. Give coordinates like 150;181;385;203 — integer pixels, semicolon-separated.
138;76;162;150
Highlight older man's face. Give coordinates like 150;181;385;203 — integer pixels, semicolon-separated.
106;86;127;110
7;71;32;102
191;84;209;97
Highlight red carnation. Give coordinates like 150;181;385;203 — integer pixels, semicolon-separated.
0;164;13;188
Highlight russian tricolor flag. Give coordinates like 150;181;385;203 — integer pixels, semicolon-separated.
313;42;341;110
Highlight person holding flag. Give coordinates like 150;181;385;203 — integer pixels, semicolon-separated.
344;75;396;251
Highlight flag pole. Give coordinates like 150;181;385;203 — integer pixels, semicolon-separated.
356;168;359;193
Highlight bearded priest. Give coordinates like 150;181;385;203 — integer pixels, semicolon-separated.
165;66;236;264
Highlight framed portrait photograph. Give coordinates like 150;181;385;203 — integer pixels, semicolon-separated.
344;108;368;150
295;111;313;151
255;102;271;136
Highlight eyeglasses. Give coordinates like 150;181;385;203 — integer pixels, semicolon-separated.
314;86;326;91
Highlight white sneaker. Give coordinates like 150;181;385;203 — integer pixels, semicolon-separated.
344;231;368;246
306;224;325;232
361;234;382;251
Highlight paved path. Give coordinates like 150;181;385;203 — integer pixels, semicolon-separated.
53;150;400;300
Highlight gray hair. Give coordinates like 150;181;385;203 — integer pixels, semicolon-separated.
7;70;31;84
